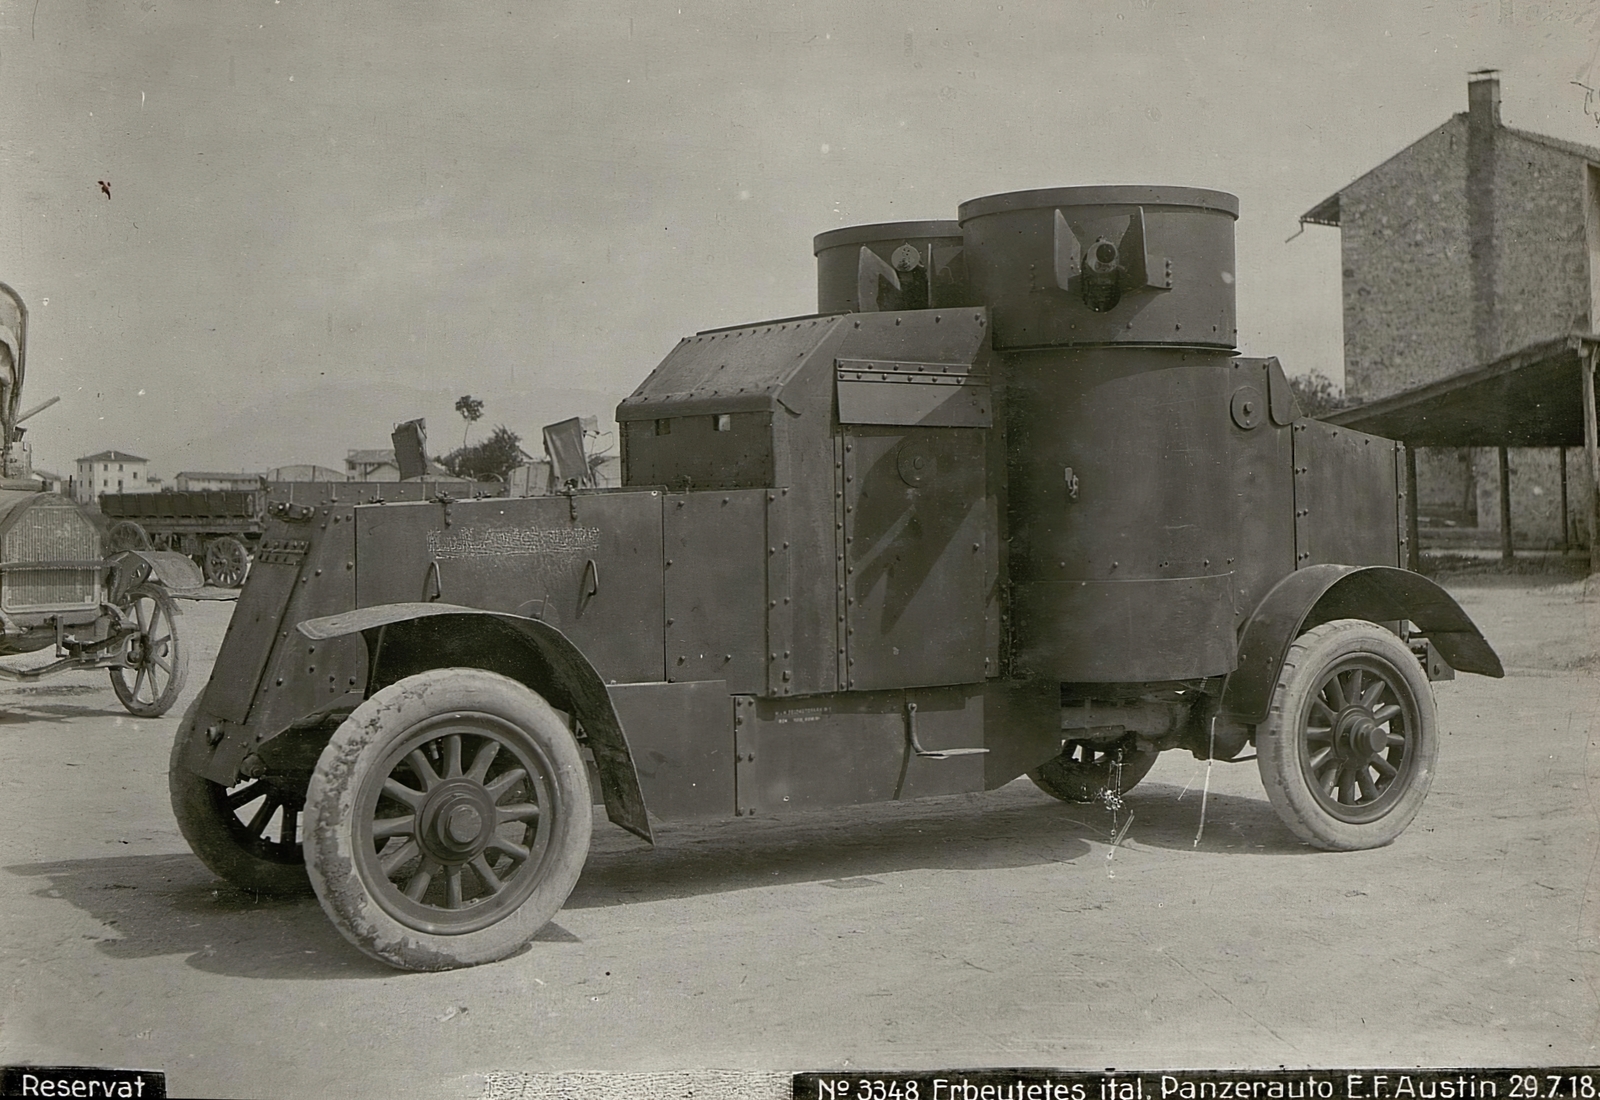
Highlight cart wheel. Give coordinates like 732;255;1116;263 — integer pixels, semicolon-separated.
107;520;151;552
1256;619;1437;850
168;700;314;896
109;582;188;718
303;668;592;971
203;536;250;588
1029;736;1160;806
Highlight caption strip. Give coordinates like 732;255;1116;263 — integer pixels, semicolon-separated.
1;1067;165;1099
795;1070;1600;1100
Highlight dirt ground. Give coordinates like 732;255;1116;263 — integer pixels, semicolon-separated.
0;576;1596;1099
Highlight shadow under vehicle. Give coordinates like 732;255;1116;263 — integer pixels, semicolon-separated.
0;281;198;717
168;186;1504;970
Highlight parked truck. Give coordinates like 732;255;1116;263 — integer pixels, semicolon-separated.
167;186;1503;971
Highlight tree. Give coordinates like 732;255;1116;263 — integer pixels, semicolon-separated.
1287;371;1356;419
439;425;526;483
454;394;485;447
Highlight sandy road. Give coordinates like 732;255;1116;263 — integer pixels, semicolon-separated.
0;577;1596;1099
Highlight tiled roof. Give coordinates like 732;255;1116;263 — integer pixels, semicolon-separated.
1504;124;1600;163
1301;115;1600;227
76;450;148;463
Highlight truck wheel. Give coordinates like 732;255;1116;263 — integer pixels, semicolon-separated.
1029;737;1159;805
1256;619;1437;851
110;583;189;718
203;536;250;588
168;700;314;896
107;520;151;552
303;668;593;971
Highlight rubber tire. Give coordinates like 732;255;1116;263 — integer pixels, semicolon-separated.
303;668;593;971
1257;619;1437;851
168;699;315;896
110;583;189;718
1029;741;1160;804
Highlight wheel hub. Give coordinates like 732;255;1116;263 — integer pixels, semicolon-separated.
1333;708;1387;760
418;780;496;861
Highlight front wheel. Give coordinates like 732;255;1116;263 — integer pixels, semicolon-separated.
303;668;593;971
1256;619;1437;850
110;583;188;718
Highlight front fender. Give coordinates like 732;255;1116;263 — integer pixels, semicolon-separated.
1220;565;1503;727
299;602;653;843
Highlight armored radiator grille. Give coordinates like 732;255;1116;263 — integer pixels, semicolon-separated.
2;497;102;612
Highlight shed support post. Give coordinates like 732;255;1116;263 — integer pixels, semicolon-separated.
1497;446;1513;561
1405;445;1421;572
1584;347;1600;576
1559;446;1570;552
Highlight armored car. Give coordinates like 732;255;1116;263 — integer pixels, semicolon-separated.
168;187;1503;970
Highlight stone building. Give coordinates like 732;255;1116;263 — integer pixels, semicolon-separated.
73;449;151;505
1301;72;1598;549
174;471;264;492
345;448;399;481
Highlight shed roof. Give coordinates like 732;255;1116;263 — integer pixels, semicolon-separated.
1324;334;1600;447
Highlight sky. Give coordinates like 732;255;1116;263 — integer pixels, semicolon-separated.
3;0;1600;480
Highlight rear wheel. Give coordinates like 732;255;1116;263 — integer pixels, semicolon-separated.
107;520;151;552
1029;736;1159;806
168;700;314;896
1257;619;1437;850
303;668;592;971
109;582;188;718
203;536;250;588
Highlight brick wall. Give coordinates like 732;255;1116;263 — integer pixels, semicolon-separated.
1340;117;1473;401
1475;447;1596;548
1491;133;1592;355
1415;446;1476;522
1335;98;1598;549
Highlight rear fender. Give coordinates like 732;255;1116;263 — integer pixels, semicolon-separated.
106;549;204;604
299;602;653;843
1220;565;1503;727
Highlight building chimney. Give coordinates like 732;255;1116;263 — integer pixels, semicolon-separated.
1467;70;1500;363
1468;70;1501;134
